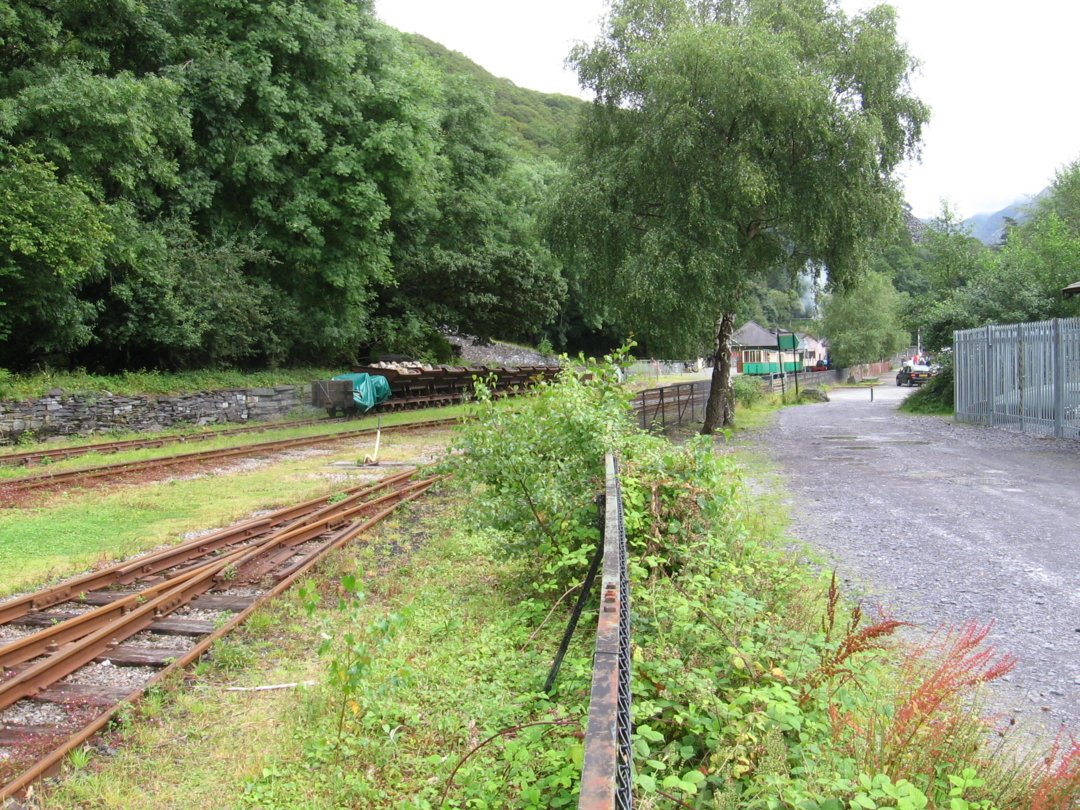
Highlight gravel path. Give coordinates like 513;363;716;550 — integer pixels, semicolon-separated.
749;382;1079;738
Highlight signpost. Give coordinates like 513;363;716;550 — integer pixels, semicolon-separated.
777;332;799;398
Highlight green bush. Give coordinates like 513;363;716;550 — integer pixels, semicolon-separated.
901;354;955;414
732;374;767;408
448;346;635;597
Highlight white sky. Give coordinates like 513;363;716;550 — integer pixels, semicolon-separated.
374;0;1080;220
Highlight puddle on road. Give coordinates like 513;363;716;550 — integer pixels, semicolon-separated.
841;445;878;450
884;440;931;446
821;435;858;441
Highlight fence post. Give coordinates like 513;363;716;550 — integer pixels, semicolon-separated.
986;326;995;427
1053;318;1065;438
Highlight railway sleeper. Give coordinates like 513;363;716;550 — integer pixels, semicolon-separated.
9;613;214;637
95;644;189;668
0;725;64;746
31;682;132;708
76;592;255;613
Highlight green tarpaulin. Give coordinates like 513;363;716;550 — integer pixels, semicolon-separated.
332;373;391;413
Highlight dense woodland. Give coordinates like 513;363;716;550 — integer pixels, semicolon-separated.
0;0;580;371
2;0;1079;381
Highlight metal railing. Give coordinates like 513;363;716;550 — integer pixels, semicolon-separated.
955;317;1080;439
632;380;710;429
578;454;633;810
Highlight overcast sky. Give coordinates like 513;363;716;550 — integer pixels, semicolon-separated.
374;0;1080;220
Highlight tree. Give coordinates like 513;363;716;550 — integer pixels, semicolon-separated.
0;145;111;367
907;168;1080;353
174;0;439;362
383;73;565;351
549;0;927;431
820;272;908;366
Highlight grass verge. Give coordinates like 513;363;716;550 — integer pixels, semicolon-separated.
0;424;453;596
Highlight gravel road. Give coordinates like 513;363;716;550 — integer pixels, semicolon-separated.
751;382;1079;739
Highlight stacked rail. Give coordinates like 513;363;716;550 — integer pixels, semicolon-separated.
0;470;436;799
352;364;560;409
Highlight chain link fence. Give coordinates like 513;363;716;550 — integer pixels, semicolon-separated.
578;453;633;810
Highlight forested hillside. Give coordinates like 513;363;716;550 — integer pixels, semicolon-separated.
402;35;585;162
0;0;572;373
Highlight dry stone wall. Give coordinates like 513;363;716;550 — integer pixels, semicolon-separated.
0;385;315;444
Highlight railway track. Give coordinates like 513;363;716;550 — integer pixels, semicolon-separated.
0;469;437;800
0;416;345;467
0;416;457;504
1;364;560;468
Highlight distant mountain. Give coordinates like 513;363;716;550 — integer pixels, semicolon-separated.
963;195;1040;245
402;34;587;163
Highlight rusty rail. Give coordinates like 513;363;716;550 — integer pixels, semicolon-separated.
0;472;437;800
579;454;633;810
0;417;456;501
0;467;417;626
0;416;347;466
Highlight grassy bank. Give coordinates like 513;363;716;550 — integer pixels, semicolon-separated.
0;368;348;401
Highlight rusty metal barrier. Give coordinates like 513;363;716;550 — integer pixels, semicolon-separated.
579;453;633;809
632;380;710;429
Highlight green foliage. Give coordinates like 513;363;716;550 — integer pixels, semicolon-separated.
448;346;635;596
0;144;110;365
549;0;927;429
386;73;567;346
821;273;910;367
0;1;566;371
298;573;405;757
402;34;585;163
900;353;955;415
732;374;767;409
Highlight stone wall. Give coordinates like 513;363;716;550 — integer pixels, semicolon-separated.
0;385;316;444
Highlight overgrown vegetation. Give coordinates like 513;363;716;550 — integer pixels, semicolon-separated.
446;354;1079;806
900;355;956;415
31;353;1078;807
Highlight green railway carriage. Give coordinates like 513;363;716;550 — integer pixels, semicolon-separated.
731;320;805;375
738;348;803;375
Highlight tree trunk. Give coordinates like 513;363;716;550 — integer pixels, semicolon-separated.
702;311;736;434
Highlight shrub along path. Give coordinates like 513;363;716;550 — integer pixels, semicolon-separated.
752;383;1080;738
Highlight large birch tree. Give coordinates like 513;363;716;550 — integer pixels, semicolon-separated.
550;0;927;431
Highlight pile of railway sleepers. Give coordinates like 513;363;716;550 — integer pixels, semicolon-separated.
351;363;560;409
